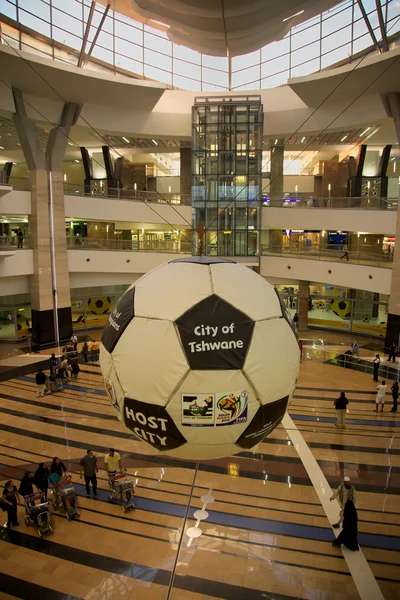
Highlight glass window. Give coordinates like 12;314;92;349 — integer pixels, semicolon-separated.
19;7;51;37
0;0;17;20
321;43;352;68
232;65;260;88
173;58;200;80
202;54;228;70
173;44;201;65
115;36;142;62
115;18;143;46
53;0;82;19
387;0;400;24
261;36;290;61
52;8;83;41
232;49;260;71
91;44;113;65
88;30;113;53
291;23;320;51
261;71;289;88
291;41;320;68
202;67;229;87
261;54;290;78
144;31;171;55
322;6;352;36
21;32;52;58
322;25;351;55
144;64;172;84
115;53;143;74
352;32;372;54
144;47;171;71
290;57;320;78
173;74;201;90
52;26;82;50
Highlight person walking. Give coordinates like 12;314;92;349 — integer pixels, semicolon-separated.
80;449;98;498
70;359;80;379
330;476;356;528
50;457;67;479
16;227;23;248
34;463;50;499
70;333;78;351
373;354;380;382
340;243;349;261
18;472;37;497
334;392;348;428
91;340;99;362
391;380;399;413
387;341;398;363
81;341;89;363
104;448;122;476
49;353;58;376
332;500;359;551
35;368;47;397
293;312;299;332
352;340;360;357
375;380;387;413
1;480;21;527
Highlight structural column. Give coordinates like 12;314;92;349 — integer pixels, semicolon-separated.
13;89;78;345
180;146;191;202
268;145;284;250
298;281;309;332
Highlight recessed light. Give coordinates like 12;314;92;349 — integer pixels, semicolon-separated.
274;139;278;145
0;146;3;150
122;136;130;143
68;142;73;146
359;127;371;136
152;139;158;145
74;159;79;163
151;19;170;28
341;135;348;142
283;9;304;22
301;137;305;143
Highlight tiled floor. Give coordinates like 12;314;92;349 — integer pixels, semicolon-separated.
0;350;399;599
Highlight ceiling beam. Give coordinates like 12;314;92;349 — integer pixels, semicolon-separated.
356;0;382;54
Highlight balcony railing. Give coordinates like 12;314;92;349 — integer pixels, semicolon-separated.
263;195;398;210
0;235;31;250
64;183;192;206
66;237;192;253
261;244;394;268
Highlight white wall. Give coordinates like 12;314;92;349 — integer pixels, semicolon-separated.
0;190;31;215
262;207;396;234
68;249;182;275
283;175;314;193
70;272;141;289
260;255;391;294
0;275;31;296
64;195;191;227
0;250;33;277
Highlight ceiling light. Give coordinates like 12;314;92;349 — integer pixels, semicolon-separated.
122;136;130;143
359;127;371;136
300;137;305;143
283;9;304;22
0;146;3;150
152;139;158;145
68;142;73;146
151;19;170;28
274;139;278;145
341;135;348;142
74;159;79;163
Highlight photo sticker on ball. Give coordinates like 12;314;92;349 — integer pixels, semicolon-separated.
236;396;288;449
215;390;248;426
175;294;254;370
181;393;215;426
102;287;135;353
124;397;187;451
104;377;120;413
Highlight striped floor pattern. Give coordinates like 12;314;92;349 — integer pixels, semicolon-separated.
0;360;399;600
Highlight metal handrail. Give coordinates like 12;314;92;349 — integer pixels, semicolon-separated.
0;235;31;250
261;244;394;268
263;195;398;210
66;237;192;253
64;183;192;205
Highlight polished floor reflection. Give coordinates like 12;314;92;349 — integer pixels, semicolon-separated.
0;357;399;599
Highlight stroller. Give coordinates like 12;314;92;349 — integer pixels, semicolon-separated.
108;470;135;513
24;492;53;538
50;475;80;520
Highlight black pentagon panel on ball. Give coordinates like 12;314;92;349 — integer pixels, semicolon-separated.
236;396;289;449
175;294;254;370
101;287;135;354
274;288;297;338
124;397;187;452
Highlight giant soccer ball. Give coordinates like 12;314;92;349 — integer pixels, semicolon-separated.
100;257;300;460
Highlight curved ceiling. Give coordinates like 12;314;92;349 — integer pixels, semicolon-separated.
99;0;342;57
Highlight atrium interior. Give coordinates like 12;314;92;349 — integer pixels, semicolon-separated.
0;1;400;599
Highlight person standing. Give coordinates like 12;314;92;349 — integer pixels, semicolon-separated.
332;500;359;551
81;341;89;363
34;463;50;499
49;353;58;376
18;472;37;497
1;480;21;527
334;392;348;428
91;340;99;362
387;341;398;363
293;312;299;332
375;380;387;413
330;476;356;528
352;340;360;357
70;359;80;379
70;333;78;351
80;449;98;498
104;448;122;476
373;354;380;382
35;368;47;397
16;227;23;248
50;457;67;478
391;380;399;413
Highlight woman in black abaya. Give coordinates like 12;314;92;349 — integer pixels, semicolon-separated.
332;500;359;551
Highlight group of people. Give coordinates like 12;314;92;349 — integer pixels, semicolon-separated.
330;477;359;551
334;380;398;428
1;449;122;528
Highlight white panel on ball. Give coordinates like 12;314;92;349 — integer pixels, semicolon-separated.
99;347;125;415
167;370;259;445
164;441;241;460
210;263;282;321
244;318;300;406
112;317;189;407
134;262;212;321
